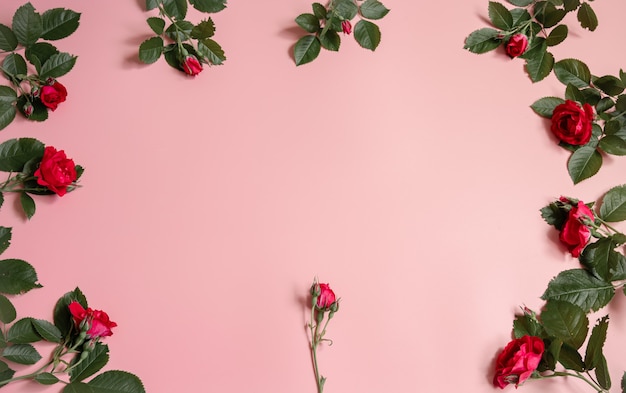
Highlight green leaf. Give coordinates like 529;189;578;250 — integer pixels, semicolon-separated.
32;319;62;343
19;192;35;220
541;300;588;349
488;2;513;30
12;3;42;47
0;361;14;387
312;3;327;19
359;0;390;20
17;96;47;122
164;20;194;41
138;37;163;65
70;343;109;382
2;343;41;364
508;0;533;5
162;0;187;19
7;318;39;343
568;146;602;184
513;312;543;338
558;342;585;371
35;372;59;385
599;184;626;222
0;138;45;172
63;383;94;393
146;17;165;35
0;294;15;324
146;0;160;11
319;30;340;51
0;227;11;257
190;18;215;39
580;238;623;282
0;25;18;52
41;8;81;40
585;316;609;370
577;2;598;31
295;14;320;33
0;102;14;134
524;44;554;83
546;24;568;46
0;259;41;295
563;0;580;12
594;75;625;96
510;8;531;25
554;58;591;88
294;35;320;66
541;269;614;312
333;0;359;20
621;372;626;393
596;97;615;113
198;38;226;65
87;371;146;393
40;52;77;79
0;87;16;105
596;354;611;389
189;0;227;13
531;96;564;118
540;202;567;229
600;135;626;156
25;42;59;73
354;20;381;51
3;53;27;79
53;287;87;339
463;28;501;54
534;1;566;28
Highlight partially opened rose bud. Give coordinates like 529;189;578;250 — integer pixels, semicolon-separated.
341;20;352;34
505;34;528;58
23;102;33;117
316;283;336;310
181;55;203;76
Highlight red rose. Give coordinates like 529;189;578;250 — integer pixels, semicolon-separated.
559;200;594;257
34;146;77;197
182;55;203;76
493;335;544;389
505;34;528;58
550;100;594;145
40;81;67;111
69;301;117;339
341;20;352;35
316;283;336;309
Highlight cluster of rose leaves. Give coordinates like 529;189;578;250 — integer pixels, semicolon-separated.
293;0;390;66
309;280;339;393
0;2;79;131
139;0;227;76
493;186;626;391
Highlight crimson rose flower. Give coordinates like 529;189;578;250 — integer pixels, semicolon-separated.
505;34;528;58
559;200;594;257
493;335;544;389
40;81;67;111
550;100;594;145
34;146;77;196
341;20;352;35
69;301;117;339
316;283;336;310
182;55;203;76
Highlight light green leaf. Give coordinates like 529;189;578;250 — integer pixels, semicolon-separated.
0;25;18;52
333;0;359;20
488;2;513;30
294;35;320;66
2;344;41;365
554;58;591;88
359;0;390;20
12;3;42;47
41;8;81;40
599;184;626;222
138;37;163;64
87;371;146;393
568;146;602;184
541;269;614;312
40;52;77;79
198;38;226;65
577;2;598;31
354;20;381;51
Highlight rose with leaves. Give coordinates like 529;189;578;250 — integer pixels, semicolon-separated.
34;146;77;197
293;0;390;66
139;0;227;75
493;335;544;388
69;301;117;339
0;3;80;131
550;100;594;146
505;34;528;58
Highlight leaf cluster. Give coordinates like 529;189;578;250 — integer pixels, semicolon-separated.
293;0;390;66
464;0;597;82
0;138;83;219
0;3;80;131
139;0;227;73
532;60;626;183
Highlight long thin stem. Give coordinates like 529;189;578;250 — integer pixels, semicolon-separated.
539;371;607;392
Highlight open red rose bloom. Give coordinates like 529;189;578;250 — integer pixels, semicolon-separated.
493;335;544;389
34;146;77;196
559;200;594;257
550;100;594;145
69;301;117;339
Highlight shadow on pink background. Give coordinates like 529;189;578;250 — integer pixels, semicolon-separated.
1;0;626;392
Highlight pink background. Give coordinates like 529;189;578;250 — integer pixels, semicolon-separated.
2;0;626;392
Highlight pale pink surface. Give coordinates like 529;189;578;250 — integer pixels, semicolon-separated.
1;0;626;392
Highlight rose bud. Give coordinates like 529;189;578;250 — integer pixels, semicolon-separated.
341;20;352;35
505;34;528;58
22;102;33;117
182;55;203;76
551;100;594;145
316;283;336;311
